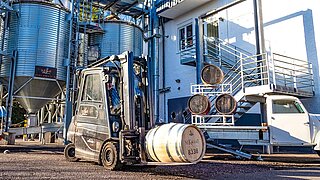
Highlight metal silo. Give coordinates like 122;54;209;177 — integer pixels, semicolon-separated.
0;1;69;113
88;20;143;62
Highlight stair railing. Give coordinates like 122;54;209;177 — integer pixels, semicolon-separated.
189;37;314;125
190;37;269;125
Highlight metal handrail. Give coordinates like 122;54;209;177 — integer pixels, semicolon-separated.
206;36;253;56
273;58;310;67
273;53;310;63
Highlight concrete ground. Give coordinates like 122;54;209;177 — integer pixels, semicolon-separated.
0;140;319;179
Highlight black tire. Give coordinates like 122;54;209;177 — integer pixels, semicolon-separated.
101;142;123;170
316;150;320;157
64;143;79;162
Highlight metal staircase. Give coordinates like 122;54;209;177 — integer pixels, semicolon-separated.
190;37;314;126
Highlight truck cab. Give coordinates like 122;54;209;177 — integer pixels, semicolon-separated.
266;95;320;154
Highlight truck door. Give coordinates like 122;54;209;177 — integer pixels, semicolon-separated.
74;72;104;160
268;97;312;145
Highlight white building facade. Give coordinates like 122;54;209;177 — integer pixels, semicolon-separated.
156;0;320;122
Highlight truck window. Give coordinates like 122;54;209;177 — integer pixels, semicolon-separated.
272;100;304;114
82;74;103;102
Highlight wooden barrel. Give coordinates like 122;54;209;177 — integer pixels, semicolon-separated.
215;94;237;114
188;94;210;115
145;123;206;163
201;64;224;85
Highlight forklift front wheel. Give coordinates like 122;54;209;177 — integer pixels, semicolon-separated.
64;143;79;162
101;142;123;170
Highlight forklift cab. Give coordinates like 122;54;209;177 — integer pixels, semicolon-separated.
70;68;122;160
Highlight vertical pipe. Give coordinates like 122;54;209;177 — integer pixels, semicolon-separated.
153;7;160;124
147;0;154;127
253;0;266;86
5;51;17;132
141;56;147;129
253;0;268;136
63;0;75;144
253;0;265;56
195;18;202;84
160;18;166;122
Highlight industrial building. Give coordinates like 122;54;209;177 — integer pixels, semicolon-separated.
156;0;320;123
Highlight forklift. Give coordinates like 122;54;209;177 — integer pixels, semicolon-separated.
64;52;205;170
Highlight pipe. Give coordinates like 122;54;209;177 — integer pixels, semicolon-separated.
63;0;75;144
160;17;166;122
5;50;17;132
147;0;154;127
253;0;267;132
253;0;266;86
149;0;160;124
253;0;265;55
153;7;160;124
195;18;202;84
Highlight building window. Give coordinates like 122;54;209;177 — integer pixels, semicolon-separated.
179;24;193;51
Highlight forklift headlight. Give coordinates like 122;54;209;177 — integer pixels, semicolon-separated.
112;121;120;132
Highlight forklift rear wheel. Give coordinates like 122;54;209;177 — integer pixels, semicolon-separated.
101;142;123;170
64;143;79;162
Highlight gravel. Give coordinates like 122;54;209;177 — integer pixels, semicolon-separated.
0;149;319;179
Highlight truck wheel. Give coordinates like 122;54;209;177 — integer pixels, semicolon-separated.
101;142;123;170
64;143;79;162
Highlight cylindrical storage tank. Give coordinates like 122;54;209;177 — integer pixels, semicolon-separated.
88;20;143;62
201;64;224;85
215;94;237;114
188;94;211;115
0;1;69;113
145;123;206;163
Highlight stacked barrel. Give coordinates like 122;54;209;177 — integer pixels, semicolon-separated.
188;64;237;115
